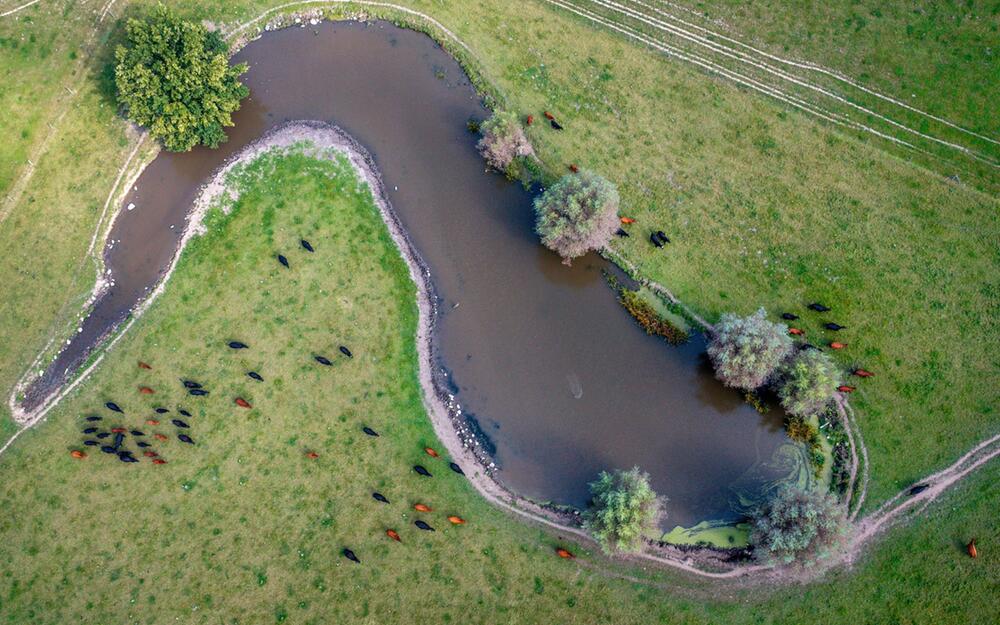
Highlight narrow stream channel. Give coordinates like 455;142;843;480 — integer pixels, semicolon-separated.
24;21;798;527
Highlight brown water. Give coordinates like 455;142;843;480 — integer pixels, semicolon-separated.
24;21;794;526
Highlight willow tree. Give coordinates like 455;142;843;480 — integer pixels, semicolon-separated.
749;485;846;566
115;6;249;151
533;171;620;264
777;349;842;417
584;466;664;553
707;308;793;390
477;110;534;173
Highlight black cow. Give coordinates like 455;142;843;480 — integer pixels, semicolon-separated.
362;426;379;437
83;440;99;446
182;380;202;389
414;521;435;531
372;492;390;504
314;356;332;366
82;427;97;434
154;407;169;414
189;389;209;396
449;462;465;476
85;415;102;422
178;434;194;444
105;402;123;413
339;346;353;358
178;409;192;417
100;446;116;454
808;303;831;312
413;465;432;477
824;323;846;331
655;231;670;244
172;419;189;429
112;433;125;449
550;119;563;130
908;484;929;496
96;432;110;439
301;239;314;252
277;254;289;268
247;371;263;382
228;341;249;349
130;430;145;436
781;312;799;320
649;232;663;248
342;548;360;563
614;228;630;238
137;441;151;448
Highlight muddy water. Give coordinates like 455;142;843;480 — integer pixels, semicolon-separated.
25;21;792;526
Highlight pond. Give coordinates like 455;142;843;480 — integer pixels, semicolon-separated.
24;21;802;529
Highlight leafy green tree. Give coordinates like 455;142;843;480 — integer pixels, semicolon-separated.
534;170;620;264
707;308;793;390
477;110;534;173
748;485;846;566
777;349;841;416
584;466;664;553
115;6;249;151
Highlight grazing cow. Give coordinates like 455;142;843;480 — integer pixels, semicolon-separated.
155;434;169;441
837;385;856;393
306;451;319;459
655;231;670;244
615;228;630;238
172;419;190;428
789;328;804;336
414;521;435;531
649;233;663;248
152;458;167;465
908;483;929;496
189;389;209;396
808;303;831;312
372;492;389;504
301;239;314;252
413;465;432;477
247;371;263;381
447;516;466;525
853;369;874;378
449;462;465;475
138;362;152;370
100;446;116;454
526;115;534;126
82;427;98;434
425;447;439;458
113;433;125;449
967;539;977;559
182;380;202;389
143;451;158;458
146;419;160;426
339;346;353;358
413;504;432;512
83;440;99;446
96;432;111;439
556;548;575;559
315;355;332;366
85;415;102;422
824;322;846;331
801;343;818;351
829;342;847;350
178;434;194;444
229;341;249;349
550;119;563;130
569;164;579;173
137;441;151;448
362;427;379;437
782;312;799;320
105;402;123;413
544;111;555;120
178;409;192;417
139;387;154;395
234;398;251;409
118;451;138;463
111;427;127;434
70;450;86;459
620;217;636;224
154;408;169;414
386;529;402;542
130;430;145;436
277;254;290;268
342;548;360;564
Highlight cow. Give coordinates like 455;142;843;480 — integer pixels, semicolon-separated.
247;371;263;381
105;402;123;413
372;492;389;504
189;389;209;396
277;254;289;268
386;529;402;542
362;427;379;437
808;303;831;312
782;312;799;320
413;465;432;477
139;387;155;395
556;548;575;559
178;434;194;444
228;341;249;349
824;322;846;331
339;346;353;358
424;447;439;458
172;419;189;428
449;462;465;475
314;356;332;366
413;504;432;512
343;548;360;563
301;239;314;252
182;380;202;389
447;516;466;525
414;521;435;531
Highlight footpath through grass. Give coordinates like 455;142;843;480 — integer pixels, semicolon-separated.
0;147;996;624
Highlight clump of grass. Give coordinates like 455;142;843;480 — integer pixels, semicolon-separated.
606;274;689;344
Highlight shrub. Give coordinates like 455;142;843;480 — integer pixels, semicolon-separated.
777;349;842;417
534;171;620;263
748;485;846;566
618;288;689;344
115;6;249;151
584;466;665;554
707;308;793;390
477;110;534;173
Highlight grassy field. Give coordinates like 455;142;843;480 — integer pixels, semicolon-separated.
0;146;995;624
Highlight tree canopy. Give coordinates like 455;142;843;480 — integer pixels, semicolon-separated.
707;308;793;390
777;349;842;417
115;6;249;152
584;466;664;553
748;485;846;566
534;171;620;263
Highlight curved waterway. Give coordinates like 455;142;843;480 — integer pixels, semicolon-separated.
25;21;797;527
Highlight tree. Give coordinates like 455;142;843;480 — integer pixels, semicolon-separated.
584;466;664;553
477;110;534;173
777;349;841;417
707;308;793;390
534;171;619;264
748;485;846;566
115;5;249;152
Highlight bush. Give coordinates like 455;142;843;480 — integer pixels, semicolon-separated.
534;171;620;263
115;6;249;151
477;110;534;173
748;485;846;566
618;288;689;345
584;466;664;554
777;349;841;417
707;308;793;390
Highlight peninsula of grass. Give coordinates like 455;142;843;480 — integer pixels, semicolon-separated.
0;146;996;623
